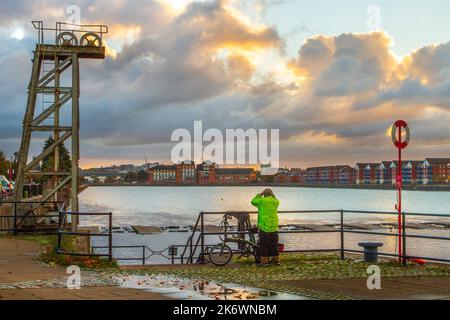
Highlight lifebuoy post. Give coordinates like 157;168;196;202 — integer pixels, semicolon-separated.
391;120;410;265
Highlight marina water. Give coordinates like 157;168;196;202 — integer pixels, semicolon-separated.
80;186;450;264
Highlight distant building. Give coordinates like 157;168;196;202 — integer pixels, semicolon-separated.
389;160;423;185
377;161;392;184
289;168;304;183
197;161;217;185
337;166;356;184
403;161;423;185
303;166;351;184
260;164;279;176
147;165;176;184
216;168;257;184
422;158;450;184
176;160;196;184
304;167;320;184
80;171;125;183
355;163;378;184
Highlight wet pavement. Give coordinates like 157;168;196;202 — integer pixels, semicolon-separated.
115;274;307;300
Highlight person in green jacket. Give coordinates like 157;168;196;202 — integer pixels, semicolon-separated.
251;188;280;266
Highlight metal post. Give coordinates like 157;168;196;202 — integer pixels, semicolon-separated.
391;120;410;265
108;212;112;261
53;55;60;203
142;246;146;265
13;202;17;235
200;212;205;264
402;211;407;266
57;211;62;252
171;246;175;265
71;54;80;231
397;129;403;264
340;209;344;260
189;237;193;264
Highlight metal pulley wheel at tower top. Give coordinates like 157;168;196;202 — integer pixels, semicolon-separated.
80;32;102;47
56;32;78;46
391;120;410;149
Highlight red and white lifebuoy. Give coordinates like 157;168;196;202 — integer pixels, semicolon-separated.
391;120;410;149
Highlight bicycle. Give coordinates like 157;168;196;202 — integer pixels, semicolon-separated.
209;213;261;266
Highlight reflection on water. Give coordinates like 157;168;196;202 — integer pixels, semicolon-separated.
116;274;305;300
80;186;450;226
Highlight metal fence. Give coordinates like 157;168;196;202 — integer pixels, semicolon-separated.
91;244;186;265
179;210;450;265
0;200;62;234
2;203;450;265
57;211;113;260
0;200;114;261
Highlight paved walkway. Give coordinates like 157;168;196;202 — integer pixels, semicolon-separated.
0;238;169;300
274;276;450;300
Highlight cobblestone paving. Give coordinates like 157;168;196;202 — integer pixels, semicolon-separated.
0;271;119;290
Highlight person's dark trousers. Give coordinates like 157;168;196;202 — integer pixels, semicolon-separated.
259;230;279;264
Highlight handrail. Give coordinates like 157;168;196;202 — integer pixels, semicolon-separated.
92;244;186;265
57;210;113;260
31;20;108;46
180;211;202;262
180;209;450;265
0;200;65;233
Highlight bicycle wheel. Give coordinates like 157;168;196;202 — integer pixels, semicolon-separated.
209;244;233;266
218;220;226;241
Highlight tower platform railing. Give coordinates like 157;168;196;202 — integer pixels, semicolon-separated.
32;21;108;47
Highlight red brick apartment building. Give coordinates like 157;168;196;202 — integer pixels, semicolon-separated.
423;158;450;184
147;161;195;185
355;163;378;184
197;161;216;185
337;166;356;184
176;161;196;184
148;162;257;185
216;168;257;184
273;168;304;183
303;166;354;184
147;165;176;184
388;160;423;185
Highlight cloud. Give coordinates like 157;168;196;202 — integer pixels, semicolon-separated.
0;0;450;167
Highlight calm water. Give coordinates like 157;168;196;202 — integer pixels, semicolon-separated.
79;186;450;226
80;186;450;264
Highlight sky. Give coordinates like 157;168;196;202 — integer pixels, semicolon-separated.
0;0;449;169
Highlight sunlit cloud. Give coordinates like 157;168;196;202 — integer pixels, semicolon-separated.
0;0;450;166
159;0;197;13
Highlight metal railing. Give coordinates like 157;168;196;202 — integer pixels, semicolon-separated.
92;244;186;265
180;210;450;265
57;211;113;260
32;21;108;46
0;200;63;234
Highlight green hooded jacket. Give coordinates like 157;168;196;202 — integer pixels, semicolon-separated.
251;194;279;233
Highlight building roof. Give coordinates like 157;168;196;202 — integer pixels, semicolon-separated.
425;158;450;165
355;163;378;169
338;166;355;173
390;160;423;167
379;161;392;168
150;165;176;171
